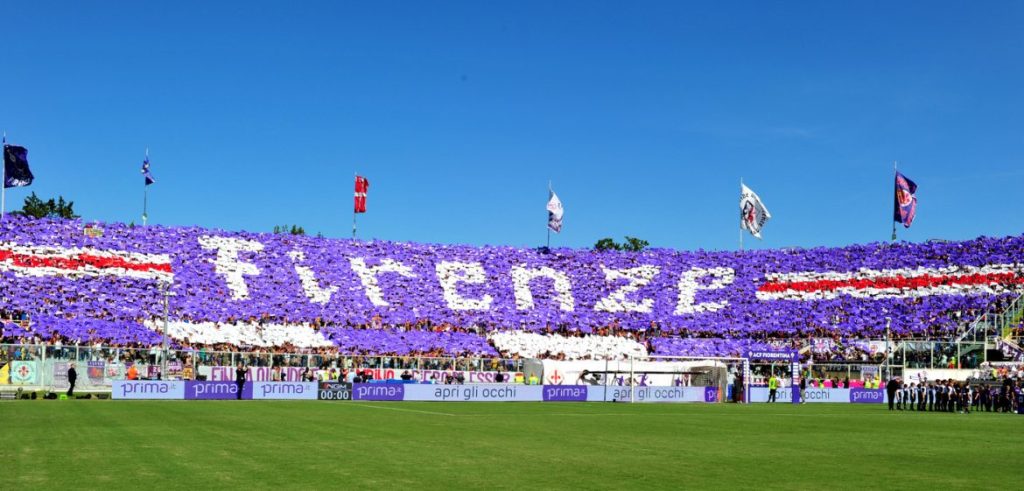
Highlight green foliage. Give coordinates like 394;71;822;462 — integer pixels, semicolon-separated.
622;236;649;252
594;237;621;251
273;224;306;236
594;236;649;252
10;192;80;219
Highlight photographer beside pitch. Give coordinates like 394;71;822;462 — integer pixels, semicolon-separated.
235;362;249;400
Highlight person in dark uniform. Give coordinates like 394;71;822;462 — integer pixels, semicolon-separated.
799;372;807;404
926;383;935;412
886;377;899;411
937;381;947;412
67;363;77;398
235;362;249;400
980;384;991;412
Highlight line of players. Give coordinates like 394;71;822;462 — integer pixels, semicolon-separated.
892;379;1020;413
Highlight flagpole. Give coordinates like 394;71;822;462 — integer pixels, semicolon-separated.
142;148;149;226
739;177;744;251
352;171;357;240
891;161;897;241
1;132;6;220
546;181;551;248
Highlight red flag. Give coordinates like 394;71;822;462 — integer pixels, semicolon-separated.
354;176;369;213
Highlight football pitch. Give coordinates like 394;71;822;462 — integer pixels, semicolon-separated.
2;401;1021;490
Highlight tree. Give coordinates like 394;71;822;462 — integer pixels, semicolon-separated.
594;236;649;252
623;236;649;252
11;192;80;219
273;224;306;236
594;237;622;251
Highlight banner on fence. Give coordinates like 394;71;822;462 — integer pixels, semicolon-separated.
749;387;887;403
53;361;70;388
185;381;253;400
206;365;326;382
88;361;105;383
849;388;887;404
588;385;716;403
251;382;318;400
11;361;38;385
541;359;728;386
112;380;186;400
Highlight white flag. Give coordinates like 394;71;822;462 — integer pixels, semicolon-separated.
740;183;771;239
547;188;563;233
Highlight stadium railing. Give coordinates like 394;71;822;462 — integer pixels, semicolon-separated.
0;343;526;392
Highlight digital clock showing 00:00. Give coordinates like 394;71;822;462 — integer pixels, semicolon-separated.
318;382;352;401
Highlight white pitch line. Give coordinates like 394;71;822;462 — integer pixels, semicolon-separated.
347;403;456;416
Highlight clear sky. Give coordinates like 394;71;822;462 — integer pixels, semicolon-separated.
3;2;1022;251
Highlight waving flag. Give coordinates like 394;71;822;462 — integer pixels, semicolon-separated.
740;183;771;239
893;171;917;228
3;143;33;188
142;156;156;186
354;175;369;213
547;188;563;233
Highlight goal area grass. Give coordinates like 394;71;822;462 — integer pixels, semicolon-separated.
2;401;1020;490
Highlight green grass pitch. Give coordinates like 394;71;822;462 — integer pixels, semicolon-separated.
2;401;1021;490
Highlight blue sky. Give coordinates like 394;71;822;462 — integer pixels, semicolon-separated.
3;2;1022;251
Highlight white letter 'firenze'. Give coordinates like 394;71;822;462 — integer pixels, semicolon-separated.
436;261;493;310
511;265;574;311
593;265;660;313
198;236;263;300
674;267;735;314
288;251;339;305
348;258;416;307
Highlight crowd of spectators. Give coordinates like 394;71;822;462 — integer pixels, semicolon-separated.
2;216;1023;364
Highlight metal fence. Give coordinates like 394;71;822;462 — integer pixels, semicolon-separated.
0;343;526;391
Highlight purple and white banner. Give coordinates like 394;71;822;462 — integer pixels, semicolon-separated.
352;384;541;402
112;380;185;400
849;388;887;404
251;381;318;400
185;381;253;400
750;387;888;403
351;384;406;401
349;384;714;403
543;385;589;402
588;385;716;403
402;384;541;402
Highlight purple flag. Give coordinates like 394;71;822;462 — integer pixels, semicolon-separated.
893;171;917;228
3;143;33;188
142;157;155;186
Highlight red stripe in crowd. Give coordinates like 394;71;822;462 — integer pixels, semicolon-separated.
758;272;1024;294
0;249;172;274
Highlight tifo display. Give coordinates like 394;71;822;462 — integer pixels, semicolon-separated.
2;215;1024;361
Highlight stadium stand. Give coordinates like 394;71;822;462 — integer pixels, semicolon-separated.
2;215;1024;363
